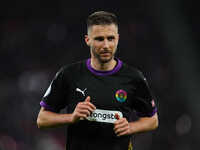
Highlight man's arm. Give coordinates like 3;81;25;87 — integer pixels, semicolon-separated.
37;107;73;129
114;113;159;136
37;96;96;129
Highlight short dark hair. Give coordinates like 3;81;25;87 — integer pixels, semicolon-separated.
87;11;118;30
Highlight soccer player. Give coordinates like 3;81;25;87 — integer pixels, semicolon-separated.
37;11;159;150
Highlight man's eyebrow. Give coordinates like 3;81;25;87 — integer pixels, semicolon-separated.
94;35;115;39
94;36;104;40
107;36;115;39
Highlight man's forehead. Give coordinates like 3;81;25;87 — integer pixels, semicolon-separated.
88;24;118;35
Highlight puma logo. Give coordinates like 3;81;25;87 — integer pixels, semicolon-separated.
76;88;87;96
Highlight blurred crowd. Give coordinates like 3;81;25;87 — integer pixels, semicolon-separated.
0;1;198;150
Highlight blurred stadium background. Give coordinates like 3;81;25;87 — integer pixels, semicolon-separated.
0;0;199;150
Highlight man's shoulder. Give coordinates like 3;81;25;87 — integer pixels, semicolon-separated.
61;60;86;72
121;62;144;78
54;60;87;79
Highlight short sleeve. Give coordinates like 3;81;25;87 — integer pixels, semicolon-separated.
40;68;68;112
133;71;157;117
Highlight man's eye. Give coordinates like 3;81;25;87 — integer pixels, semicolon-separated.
95;37;104;41
107;36;115;41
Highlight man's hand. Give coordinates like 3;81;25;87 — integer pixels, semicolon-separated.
114;115;130;137
114;113;159;136
71;96;96;123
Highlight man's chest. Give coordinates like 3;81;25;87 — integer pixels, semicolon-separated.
66;74;136;110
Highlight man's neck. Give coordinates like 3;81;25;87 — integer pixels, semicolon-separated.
90;58;117;71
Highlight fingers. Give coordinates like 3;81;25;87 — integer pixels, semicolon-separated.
77;103;95;115
84;96;96;110
114;118;128;131
84;102;96;110
85;96;91;102
115;128;130;137
114;118;130;136
72;96;96;122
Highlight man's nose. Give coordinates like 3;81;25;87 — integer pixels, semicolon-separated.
103;39;109;48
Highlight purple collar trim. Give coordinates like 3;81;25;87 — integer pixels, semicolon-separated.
86;58;123;76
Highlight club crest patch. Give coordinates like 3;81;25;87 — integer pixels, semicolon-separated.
115;89;127;102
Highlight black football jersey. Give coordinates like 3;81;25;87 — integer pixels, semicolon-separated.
40;58;157;150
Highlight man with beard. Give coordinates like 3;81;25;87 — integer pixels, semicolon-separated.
37;11;159;150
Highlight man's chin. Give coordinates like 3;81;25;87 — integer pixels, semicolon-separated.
98;56;113;63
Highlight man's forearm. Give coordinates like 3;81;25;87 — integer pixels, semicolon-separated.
37;107;73;129
129;113;158;134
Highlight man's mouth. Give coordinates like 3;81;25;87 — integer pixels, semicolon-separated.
100;53;111;57
100;51;112;55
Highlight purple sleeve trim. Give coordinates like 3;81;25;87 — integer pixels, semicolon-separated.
136;107;157;117
40;101;57;112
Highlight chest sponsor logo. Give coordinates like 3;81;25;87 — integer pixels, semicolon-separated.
76;88;87;96
115;89;127;103
86;109;123;123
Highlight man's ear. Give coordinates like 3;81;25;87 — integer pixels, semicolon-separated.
85;35;90;46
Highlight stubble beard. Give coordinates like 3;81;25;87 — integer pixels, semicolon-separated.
92;48;116;64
